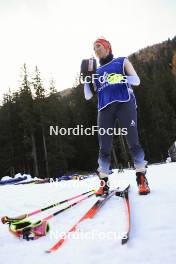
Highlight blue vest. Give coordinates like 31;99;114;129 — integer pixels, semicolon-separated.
94;57;130;111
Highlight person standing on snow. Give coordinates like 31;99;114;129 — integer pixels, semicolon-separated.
81;37;150;196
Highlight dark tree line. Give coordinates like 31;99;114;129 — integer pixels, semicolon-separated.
130;36;176;162
0;36;176;179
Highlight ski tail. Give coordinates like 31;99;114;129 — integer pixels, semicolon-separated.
116;184;131;244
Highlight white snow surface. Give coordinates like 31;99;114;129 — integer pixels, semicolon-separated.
1;163;176;264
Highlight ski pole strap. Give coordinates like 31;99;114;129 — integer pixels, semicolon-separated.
22;221;50;241
9;219;32;237
9;219;50;241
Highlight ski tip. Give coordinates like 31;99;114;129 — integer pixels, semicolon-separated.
121;235;129;245
121;230;129;245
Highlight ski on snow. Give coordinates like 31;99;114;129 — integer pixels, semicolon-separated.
46;184;130;253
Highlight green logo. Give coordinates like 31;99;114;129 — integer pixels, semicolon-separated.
107;73;126;84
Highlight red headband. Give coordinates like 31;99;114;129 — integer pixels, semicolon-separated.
94;38;112;52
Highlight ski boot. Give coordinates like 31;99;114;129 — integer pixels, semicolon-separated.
96;173;109;197
136;172;150;195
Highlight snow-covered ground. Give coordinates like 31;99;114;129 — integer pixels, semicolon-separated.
1;163;176;264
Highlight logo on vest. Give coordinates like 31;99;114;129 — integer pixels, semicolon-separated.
97;72;127;91
107;73;126;84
